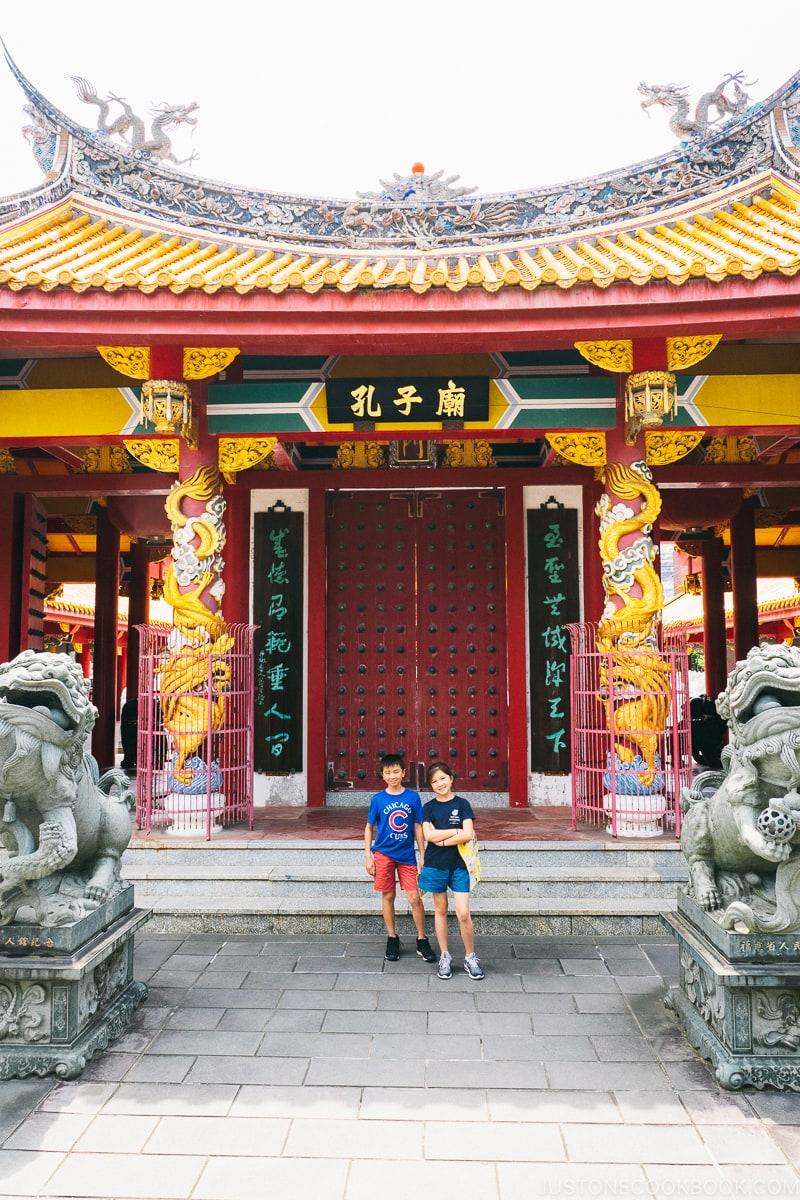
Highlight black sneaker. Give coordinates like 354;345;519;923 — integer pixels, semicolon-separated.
416;937;437;963
384;936;400;962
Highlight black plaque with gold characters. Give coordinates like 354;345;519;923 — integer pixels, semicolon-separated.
326;377;489;424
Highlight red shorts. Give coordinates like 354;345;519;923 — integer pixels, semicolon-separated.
373;851;419;894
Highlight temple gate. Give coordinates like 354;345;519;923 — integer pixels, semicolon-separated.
325;489;508;790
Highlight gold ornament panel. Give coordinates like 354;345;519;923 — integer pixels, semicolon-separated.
333;442;388;469
79;445;133;473
441;440;496;468
183;348;240;380
218;437;278;483
666;334;722;370
644;429;704;465
574;340;633;373
700;436;759;464
123;439;180;473
545;432;607;466
97;346;150;379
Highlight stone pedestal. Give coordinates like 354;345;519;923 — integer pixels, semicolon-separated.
665;890;800;1091
0;889;150;1080
604;792;666;837
163;791;225;835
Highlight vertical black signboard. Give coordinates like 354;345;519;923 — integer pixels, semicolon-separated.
527;502;579;773
253;503;304;773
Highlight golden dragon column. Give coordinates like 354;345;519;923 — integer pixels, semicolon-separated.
596;458;670;793
569;337;717;802
146;360;235;794
161;453;234;789
105;343;244;801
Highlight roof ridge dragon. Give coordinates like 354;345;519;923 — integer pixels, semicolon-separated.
70;75;198;166
638;71;753;141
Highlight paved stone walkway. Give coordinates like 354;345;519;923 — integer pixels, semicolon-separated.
2;932;800;1199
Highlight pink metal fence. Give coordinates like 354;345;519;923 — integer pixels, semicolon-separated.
566;621;691;838
135;623;257;839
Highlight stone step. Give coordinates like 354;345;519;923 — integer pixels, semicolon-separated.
124;839;683;870
123;836;686;934
134;892;674;937
122;862;686;900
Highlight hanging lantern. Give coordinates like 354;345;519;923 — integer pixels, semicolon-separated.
624;370;678;444
140;379;192;441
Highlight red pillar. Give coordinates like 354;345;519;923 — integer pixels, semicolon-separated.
582;476;605;623
306;487;326;806
91;507;120;770
223;481;251;625
701;536;728;698
505;481;529;807
730;497;760;660
0;493;20;661
126;541;151;698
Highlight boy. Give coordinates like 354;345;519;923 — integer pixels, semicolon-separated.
364;753;437;962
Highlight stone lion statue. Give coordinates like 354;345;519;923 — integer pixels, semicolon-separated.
0;650;133;926
680;642;800;932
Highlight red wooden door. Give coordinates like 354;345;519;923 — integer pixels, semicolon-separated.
326;489;508;791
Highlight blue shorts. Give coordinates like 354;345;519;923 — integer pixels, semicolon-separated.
418;864;471;894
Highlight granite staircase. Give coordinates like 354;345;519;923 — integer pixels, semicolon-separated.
123;837;688;937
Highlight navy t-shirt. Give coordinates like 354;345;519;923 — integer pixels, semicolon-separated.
422;795;475;869
366;789;423;865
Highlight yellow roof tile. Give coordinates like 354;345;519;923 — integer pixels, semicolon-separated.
2;179;800;295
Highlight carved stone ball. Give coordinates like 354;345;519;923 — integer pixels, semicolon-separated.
756;806;797;844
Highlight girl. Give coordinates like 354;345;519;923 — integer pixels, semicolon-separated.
418;762;484;980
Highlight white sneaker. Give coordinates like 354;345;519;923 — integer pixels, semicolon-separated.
464;953;484;980
437;951;452;979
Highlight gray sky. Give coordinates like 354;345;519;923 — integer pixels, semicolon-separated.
1;2;799;199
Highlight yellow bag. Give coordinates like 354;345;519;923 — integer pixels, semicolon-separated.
458;834;482;889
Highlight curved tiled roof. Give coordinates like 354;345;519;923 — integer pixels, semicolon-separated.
2;50;800;295
663;578;800;631
2;179;799;295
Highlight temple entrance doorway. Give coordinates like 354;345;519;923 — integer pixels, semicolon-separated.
325;489;509;793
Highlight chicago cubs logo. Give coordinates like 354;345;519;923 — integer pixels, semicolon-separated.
388;810;408;833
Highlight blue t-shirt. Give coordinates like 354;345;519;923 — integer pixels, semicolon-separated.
422;795;475;869
367;789;423;865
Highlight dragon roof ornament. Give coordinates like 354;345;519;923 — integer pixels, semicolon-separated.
69;76;199;168
3;46;800;256
639;72;754;142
